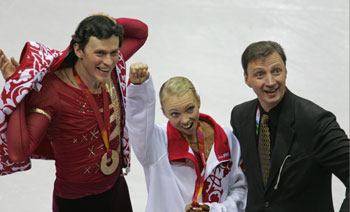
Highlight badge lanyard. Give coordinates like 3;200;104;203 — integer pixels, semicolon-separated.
256;106;261;137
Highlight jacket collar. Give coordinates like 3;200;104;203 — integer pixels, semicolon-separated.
167;113;231;176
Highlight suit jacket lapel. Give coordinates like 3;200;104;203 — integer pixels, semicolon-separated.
267;90;295;190
243;100;267;190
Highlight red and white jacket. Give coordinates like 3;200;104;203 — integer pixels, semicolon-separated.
126;77;247;212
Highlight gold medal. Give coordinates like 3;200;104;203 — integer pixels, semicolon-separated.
189;203;210;212
100;150;119;175
198;203;210;211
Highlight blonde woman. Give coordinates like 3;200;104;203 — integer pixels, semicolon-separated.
126;63;247;212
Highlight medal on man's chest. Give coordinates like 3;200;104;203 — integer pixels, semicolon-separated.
100;149;119;175
73;67;120;176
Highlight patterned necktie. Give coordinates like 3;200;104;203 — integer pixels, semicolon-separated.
258;114;270;187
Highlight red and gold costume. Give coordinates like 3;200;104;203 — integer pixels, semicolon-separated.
0;18;148;203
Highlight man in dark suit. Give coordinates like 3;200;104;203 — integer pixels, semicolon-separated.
230;41;349;212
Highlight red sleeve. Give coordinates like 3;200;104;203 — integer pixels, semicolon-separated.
116;18;148;61
7;99;51;162
7;76;58;162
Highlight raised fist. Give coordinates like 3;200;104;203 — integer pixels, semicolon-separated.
129;62;149;85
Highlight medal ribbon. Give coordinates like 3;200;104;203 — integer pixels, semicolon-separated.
187;122;207;207
72;67;111;152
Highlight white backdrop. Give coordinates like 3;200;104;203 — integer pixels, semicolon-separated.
0;0;348;211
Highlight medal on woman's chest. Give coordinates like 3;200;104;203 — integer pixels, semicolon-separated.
73;67;119;175
184;122;209;208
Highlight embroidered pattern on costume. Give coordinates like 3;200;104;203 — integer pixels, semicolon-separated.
79;102;93;114
84;166;91;174
88;145;95;157
203;161;233;202
105;79;121;141
94;163;100;173
90;128;100;140
81;135;88;142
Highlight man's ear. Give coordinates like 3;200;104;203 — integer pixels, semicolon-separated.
244;73;252;88
73;43;83;59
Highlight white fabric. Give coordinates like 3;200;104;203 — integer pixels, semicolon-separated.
126;77;247;212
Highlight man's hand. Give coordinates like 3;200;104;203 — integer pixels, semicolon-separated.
0;49;19;80
129;62;149;85
93;12;116;24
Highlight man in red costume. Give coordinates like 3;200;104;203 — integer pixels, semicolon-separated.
0;14;148;211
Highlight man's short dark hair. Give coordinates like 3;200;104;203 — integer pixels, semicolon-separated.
241;41;287;75
64;15;124;66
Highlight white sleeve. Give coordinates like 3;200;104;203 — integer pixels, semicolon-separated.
126;77;167;166
208;127;248;212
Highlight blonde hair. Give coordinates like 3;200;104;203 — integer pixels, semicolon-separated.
159;76;199;106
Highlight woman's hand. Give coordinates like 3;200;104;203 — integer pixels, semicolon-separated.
0;49;19;80
185;202;210;212
129;62;149;85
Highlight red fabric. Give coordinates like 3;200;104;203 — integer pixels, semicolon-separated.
7;98;53;161
117;18;148;61
0;42;66;175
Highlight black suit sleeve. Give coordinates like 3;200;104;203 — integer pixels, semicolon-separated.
313;111;349;212
230;108;238;137
230;106;244;141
